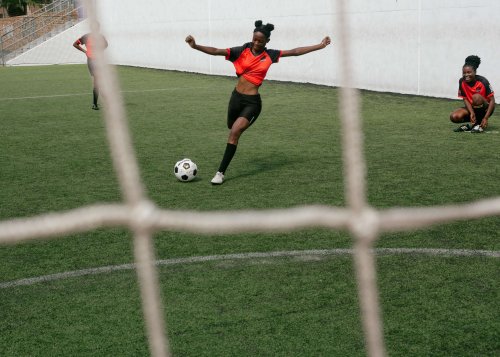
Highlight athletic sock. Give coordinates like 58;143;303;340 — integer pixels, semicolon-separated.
218;143;237;173
93;88;99;106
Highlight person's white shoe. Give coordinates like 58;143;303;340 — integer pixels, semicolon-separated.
471;125;483;133
211;171;224;185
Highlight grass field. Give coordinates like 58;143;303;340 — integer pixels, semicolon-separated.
0;64;499;356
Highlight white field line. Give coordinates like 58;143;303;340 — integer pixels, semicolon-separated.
1;248;498;289
0;87;210;101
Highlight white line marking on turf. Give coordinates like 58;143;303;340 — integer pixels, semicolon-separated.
0;92;89;100
121;87;208;94
0;87;210;101
0;248;498;289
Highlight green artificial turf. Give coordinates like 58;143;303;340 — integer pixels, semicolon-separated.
0;65;498;356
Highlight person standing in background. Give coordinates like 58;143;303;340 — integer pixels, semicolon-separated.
73;27;108;110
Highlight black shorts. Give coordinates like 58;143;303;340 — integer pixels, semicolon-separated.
227;89;262;128
464;103;495;121
87;58;95;76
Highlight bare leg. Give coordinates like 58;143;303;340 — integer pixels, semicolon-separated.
228;117;251;145
450;107;469;123
92;75;99;109
212;117;251;184
471;93;488;108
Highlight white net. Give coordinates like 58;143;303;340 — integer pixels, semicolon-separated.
1;1;500;357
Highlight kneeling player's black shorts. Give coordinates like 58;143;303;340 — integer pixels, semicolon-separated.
465;102;495;121
227;89;262;128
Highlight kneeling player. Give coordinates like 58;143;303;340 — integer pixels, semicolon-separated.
450;55;495;133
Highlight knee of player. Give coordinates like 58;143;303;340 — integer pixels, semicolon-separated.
229;129;242;140
471;93;485;106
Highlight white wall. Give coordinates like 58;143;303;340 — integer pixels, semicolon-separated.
93;0;337;87
7;21;89;66
9;0;500;102
346;0;500;100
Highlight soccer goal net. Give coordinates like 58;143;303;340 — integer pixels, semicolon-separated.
1;1;499;357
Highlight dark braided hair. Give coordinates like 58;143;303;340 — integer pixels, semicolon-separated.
253;20;274;39
464;55;481;71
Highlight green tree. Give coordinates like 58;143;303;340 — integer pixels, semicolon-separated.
0;0;51;17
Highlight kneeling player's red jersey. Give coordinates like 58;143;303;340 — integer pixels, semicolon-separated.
458;75;494;104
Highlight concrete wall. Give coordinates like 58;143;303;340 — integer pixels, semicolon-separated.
7;21;88;65
8;0;500;101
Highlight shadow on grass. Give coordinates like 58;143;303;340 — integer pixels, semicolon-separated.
227;153;307;182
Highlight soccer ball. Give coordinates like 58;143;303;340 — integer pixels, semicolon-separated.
174;158;198;182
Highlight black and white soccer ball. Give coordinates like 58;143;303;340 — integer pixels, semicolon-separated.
174;158;198;182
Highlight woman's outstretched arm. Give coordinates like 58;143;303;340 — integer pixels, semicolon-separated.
281;36;331;57
185;35;227;56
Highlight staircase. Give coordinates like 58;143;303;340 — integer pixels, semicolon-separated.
0;0;83;65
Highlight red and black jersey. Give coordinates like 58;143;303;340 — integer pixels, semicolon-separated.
458;75;494;103
226;43;281;86
76;33;107;59
76;34;94;58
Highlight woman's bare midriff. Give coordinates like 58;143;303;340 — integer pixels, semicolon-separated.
235;76;260;95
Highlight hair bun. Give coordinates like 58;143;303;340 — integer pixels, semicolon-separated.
464;55;481;70
253;20;274;38
265;24;274;32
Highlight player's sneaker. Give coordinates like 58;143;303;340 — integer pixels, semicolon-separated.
453;124;471;132
211;171;224;185
470;125;484;133
92;104;100;110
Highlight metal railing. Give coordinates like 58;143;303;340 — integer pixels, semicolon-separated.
0;0;83;65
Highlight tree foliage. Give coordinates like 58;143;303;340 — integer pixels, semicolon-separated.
1;0;52;17
1;0;51;6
